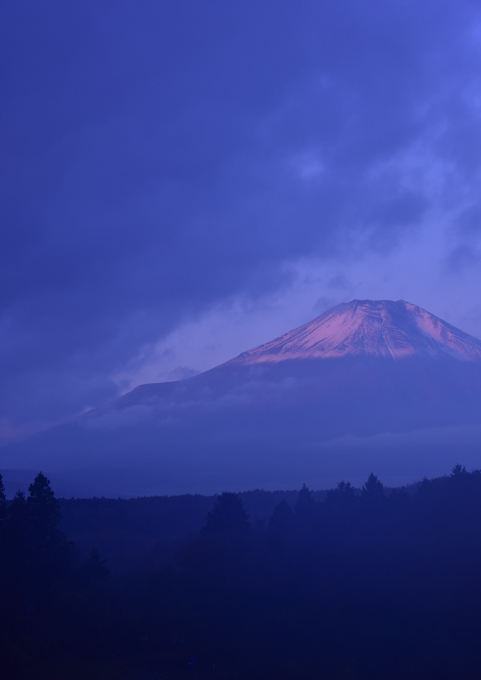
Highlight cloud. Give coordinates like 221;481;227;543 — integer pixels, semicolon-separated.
446;244;481;272
2;1;481;437
165;366;200;382
327;275;350;291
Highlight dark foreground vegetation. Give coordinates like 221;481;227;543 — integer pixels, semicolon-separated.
1;466;481;679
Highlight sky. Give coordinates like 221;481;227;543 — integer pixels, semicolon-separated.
2;0;481;445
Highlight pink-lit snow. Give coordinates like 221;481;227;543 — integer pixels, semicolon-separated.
226;300;481;365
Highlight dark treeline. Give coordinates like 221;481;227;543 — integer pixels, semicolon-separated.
2;466;481;678
57;488;329;573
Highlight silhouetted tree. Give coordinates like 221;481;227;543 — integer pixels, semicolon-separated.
0;473;6;522
7;490;29;547
268;500;294;534
3;490;30;586
447;464;471;512
80;548;110;590
294;483;315;517
202;492;249;533
451;463;468;477
26;472;71;583
0;490;30;670
0;474;7;582
326;480;358;511
387;488;409;513
267;500;294;555
28;472;61;533
361;473;385;513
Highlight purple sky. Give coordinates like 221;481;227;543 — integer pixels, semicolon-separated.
2;1;481;444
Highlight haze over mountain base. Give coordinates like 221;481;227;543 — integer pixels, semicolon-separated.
2;421;481;498
2;300;481;497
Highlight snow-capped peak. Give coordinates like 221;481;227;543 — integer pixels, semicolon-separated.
227;300;481;365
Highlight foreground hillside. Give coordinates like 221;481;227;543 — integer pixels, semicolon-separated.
2;466;481;678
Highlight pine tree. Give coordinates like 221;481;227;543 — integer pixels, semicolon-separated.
0;473;7;522
326;480;358;511
81;548;110;590
361;473;385;514
4;490;30;577
8;490;29;537
268;500;294;536
451;463;468;477
202;492;250;533
267;500;294;553
294;483;315;517
27;472;61;534
27;472;70;578
362;473;384;498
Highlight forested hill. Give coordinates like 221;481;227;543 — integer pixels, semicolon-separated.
2;467;481;678
58;488;330;572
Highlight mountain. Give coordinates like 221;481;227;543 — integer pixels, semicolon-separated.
227;299;481;363
2;300;481;497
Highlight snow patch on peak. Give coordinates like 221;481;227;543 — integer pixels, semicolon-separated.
227;300;481;366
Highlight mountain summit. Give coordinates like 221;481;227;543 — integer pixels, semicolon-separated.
227;300;481;365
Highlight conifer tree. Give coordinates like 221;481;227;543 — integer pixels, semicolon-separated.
294;483;315;516
8;490;29;536
27;472;70;577
81;548;110;590
202;492;250;533
27;472;61;535
451;463;468;477
5;490;29;577
0;473;6;522
268;500;294;552
362;473;384;499
326;480;358;511
268;499;294;534
360;473;385;513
